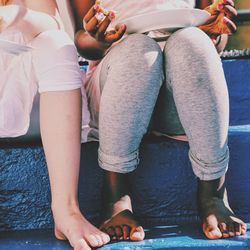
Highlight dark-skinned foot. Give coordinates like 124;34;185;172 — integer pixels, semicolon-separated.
198;176;247;239
100;209;144;241
100;171;145;241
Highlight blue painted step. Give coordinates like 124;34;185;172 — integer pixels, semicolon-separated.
0;59;250;250
0;125;250;231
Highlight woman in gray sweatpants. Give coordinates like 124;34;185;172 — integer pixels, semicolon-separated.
89;26;246;241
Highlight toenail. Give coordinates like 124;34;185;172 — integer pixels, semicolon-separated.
89;235;99;246
101;233;110;242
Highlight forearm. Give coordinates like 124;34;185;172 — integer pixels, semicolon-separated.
75;29;110;60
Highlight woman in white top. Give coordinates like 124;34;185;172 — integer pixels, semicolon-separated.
72;0;247;245
0;1;110;249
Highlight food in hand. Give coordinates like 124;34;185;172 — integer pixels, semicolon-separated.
206;0;226;14
94;0;116;22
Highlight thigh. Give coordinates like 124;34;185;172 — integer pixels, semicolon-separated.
151;83;185;135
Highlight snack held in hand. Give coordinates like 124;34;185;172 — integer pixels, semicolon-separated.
206;0;227;14
94;0;116;22
199;0;237;38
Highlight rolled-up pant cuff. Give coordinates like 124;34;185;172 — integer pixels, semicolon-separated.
98;147;139;173
189;147;229;181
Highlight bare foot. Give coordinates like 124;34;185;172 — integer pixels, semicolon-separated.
198;177;247;239
53;207;110;250
100;208;145;241
101;171;145;241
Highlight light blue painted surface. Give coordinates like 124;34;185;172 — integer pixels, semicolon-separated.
100;223;250;250
229;125;250;133
0;223;249;250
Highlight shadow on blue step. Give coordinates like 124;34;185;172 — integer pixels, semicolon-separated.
0;223;249;250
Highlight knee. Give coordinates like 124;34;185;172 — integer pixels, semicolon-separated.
115;34;163;70
165;27;217;62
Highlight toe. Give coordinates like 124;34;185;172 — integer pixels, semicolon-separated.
219;222;229;238
241;222;247;235
75;238;91;250
93;234;103;247
106;226;116;240
86;234;99;247
114;226;123;239
100;233;110;244
234;222;241;236
228;222;236;237
203;223;222;239
54;228;66;241
122;224;130;240
130;226;145;241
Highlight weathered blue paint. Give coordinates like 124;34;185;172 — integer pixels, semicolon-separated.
1;126;250;231
0;59;250;250
223;59;250;126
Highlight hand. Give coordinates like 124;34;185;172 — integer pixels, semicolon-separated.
83;5;126;47
199;0;237;44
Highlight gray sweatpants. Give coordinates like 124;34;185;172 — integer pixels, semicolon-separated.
89;27;229;181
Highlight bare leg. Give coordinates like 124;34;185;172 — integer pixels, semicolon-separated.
40;90;110;249
198;176;247;239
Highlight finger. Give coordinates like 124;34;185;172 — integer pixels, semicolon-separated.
210;34;220;45
84;6;96;24
105;24;126;44
223;5;237;19
224;0;235;7
96;16;111;41
84;16;99;35
224;16;237;34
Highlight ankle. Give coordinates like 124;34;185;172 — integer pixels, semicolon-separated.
51;199;80;217
198;177;226;199
108;195;133;214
